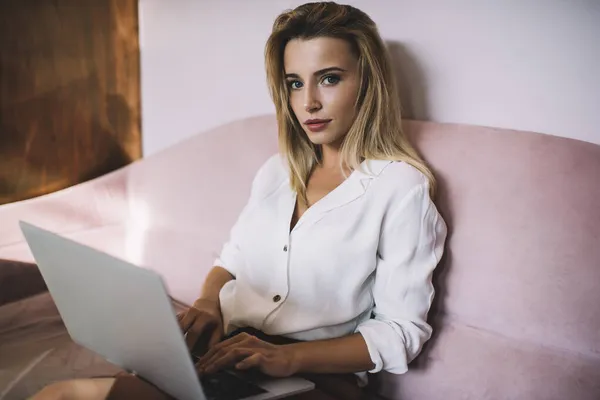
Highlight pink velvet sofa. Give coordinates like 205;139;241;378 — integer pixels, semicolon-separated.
1;115;599;399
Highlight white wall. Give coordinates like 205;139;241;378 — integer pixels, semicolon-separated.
139;0;600;156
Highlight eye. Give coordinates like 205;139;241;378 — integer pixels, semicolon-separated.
321;74;341;86
288;80;303;90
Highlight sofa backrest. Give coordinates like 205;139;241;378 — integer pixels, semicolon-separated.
3;113;599;361
131;114;600;362
405;120;600;359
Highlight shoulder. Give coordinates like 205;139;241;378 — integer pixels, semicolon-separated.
250;153;288;198
368;160;446;234
365;160;430;201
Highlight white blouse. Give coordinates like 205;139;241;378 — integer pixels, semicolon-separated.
215;154;447;376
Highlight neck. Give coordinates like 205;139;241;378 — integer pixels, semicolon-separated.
319;143;342;170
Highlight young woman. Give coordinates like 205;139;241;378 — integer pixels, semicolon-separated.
32;2;446;399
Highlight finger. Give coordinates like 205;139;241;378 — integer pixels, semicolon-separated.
196;335;255;372
176;312;189;332
203;348;256;374
179;310;196;333
190;321;218;357
208;324;223;348
235;352;265;370
196;337;240;370
176;313;185;331
196;333;249;367
185;316;212;350
198;332;258;368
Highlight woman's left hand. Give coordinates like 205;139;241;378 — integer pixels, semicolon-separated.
195;332;300;378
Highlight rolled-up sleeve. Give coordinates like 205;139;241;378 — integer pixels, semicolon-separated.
213;225;245;278
356;182;447;374
213;155;283;277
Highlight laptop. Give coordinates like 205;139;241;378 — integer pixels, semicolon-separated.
19;221;315;400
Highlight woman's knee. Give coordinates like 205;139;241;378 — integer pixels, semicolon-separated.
31;378;115;400
30;381;73;400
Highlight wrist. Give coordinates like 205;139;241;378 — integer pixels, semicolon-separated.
284;343;305;375
193;296;220;309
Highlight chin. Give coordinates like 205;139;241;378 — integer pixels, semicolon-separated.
307;137;329;145
305;130;343;146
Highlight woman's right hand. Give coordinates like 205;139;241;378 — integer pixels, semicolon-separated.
177;298;224;355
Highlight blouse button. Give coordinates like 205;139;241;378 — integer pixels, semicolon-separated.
283;245;288;252
273;295;281;302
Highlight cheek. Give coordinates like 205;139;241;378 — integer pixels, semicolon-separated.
326;86;358;123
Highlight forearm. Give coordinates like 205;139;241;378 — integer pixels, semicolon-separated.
287;333;375;374
197;266;234;305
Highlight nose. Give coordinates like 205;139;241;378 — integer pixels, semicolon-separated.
303;86;322;113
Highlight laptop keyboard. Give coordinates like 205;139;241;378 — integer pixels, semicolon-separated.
199;369;268;400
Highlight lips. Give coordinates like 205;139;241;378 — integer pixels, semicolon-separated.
304;119;332;133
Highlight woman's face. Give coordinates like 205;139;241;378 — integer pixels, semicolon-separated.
284;37;360;148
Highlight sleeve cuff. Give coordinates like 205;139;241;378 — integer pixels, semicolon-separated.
356;321;385;373
213;257;236;278
356;319;410;374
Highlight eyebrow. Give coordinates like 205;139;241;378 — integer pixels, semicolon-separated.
285;67;347;79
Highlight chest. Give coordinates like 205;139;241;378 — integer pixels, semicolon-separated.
292;168;346;230
234;171;388;289
239;182;381;292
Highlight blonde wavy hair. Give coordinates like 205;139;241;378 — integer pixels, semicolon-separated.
265;1;436;205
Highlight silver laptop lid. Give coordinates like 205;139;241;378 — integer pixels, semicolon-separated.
19;221;205;400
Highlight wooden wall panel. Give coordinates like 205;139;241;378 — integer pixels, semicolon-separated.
0;0;141;205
